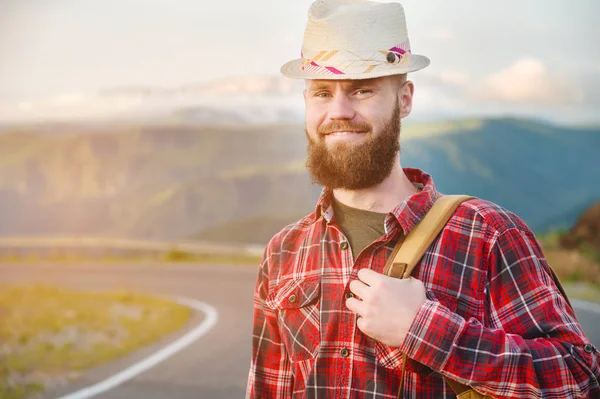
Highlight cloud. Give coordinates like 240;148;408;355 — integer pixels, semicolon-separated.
410;62;599;124
413;70;468;88
2;71;597;125
438;71;469;86
4;93;143;122
18;102;33;111
467;58;584;106
428;28;454;41
0;77;304;123
54;93;84;105
282;32;299;46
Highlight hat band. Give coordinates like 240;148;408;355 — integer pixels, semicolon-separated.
301;40;412;75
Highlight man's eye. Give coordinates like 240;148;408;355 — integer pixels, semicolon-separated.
356;89;371;95
315;92;330;98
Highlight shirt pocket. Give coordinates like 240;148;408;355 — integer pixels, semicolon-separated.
266;276;321;362
374;290;458;374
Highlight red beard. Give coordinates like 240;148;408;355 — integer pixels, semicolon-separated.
305;104;401;190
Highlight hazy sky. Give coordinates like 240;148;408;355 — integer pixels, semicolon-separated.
1;0;599;124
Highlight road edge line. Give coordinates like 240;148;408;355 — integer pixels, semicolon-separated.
56;296;218;399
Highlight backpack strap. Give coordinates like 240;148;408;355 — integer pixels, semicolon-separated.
384;194;476;398
384;194;476;279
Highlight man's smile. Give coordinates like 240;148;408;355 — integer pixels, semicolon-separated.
326;130;366;136
323;131;368;143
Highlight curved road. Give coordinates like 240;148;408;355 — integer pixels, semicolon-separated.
1;263;257;399
1;263;599;399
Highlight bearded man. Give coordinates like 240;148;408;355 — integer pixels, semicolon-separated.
245;1;600;398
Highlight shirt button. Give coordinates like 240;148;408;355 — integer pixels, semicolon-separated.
340;241;349;250
584;344;594;354
288;294;297;304
345;292;355;299
340;348;350;357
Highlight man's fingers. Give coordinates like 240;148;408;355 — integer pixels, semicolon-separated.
356;316;366;333
345;296;364;316
357;268;384;286
356;316;373;338
349;279;369;299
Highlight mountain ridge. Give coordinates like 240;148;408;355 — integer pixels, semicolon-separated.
0;117;598;240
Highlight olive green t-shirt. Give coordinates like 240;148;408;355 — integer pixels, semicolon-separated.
331;183;424;260
332;199;388;261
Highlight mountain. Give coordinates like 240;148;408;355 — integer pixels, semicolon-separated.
0;123;318;239
0;118;598;242
192;215;309;245
401;118;600;233
170;105;303;125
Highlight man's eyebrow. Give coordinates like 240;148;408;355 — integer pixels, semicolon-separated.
307;80;377;92
347;80;376;89
306;82;332;92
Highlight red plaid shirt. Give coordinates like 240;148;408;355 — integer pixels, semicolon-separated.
246;168;600;398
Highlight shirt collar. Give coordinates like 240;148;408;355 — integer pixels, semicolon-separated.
310;167;442;235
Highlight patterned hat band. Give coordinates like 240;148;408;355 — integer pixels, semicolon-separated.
301;40;412;75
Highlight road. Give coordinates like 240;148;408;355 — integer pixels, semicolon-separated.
1;263;258;399
1;263;599;399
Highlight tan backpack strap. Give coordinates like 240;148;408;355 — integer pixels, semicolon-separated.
396;353;408;399
383;233;407;278
384;195;476;279
386;194;477;398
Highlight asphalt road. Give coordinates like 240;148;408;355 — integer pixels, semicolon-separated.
1;263;258;399
1;263;599;399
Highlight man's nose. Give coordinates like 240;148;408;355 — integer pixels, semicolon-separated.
328;94;356;120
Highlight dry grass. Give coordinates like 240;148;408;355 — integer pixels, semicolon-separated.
538;232;600;286
0;285;190;399
0;250;262;266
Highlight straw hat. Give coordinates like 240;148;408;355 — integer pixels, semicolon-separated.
281;0;430;80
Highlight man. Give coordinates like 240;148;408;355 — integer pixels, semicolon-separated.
246;0;600;398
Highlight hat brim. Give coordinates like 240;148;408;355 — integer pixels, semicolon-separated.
280;54;430;80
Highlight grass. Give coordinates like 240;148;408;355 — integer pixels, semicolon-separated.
0;249;262;266
537;231;600;301
0;284;191;399
160;248;262;264
538;231;600;282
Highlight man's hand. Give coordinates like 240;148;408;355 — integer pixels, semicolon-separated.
345;268;426;347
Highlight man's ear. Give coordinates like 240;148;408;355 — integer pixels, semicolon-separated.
398;80;414;119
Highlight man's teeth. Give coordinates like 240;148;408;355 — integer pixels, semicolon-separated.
330;131;361;135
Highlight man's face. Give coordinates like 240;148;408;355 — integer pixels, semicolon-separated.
303;75;412;190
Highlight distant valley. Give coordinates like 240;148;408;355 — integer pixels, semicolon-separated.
0;118;598;244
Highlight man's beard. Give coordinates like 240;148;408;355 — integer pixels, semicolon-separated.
305;103;401;190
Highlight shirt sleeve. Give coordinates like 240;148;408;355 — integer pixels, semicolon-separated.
400;227;600;399
245;249;293;398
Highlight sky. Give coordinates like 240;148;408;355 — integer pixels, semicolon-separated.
1;0;599;124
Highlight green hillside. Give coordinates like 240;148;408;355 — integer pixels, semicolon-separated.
192;214;308;245
0;118;598;242
402;118;600;232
